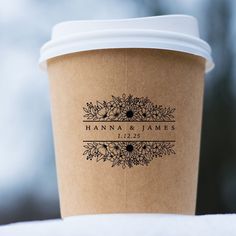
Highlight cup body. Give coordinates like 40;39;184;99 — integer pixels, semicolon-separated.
48;48;205;217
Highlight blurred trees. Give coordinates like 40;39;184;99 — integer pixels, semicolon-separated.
197;0;236;214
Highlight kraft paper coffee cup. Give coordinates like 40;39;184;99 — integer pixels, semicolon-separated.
39;15;214;217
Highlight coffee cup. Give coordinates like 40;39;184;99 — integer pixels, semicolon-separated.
40;15;214;217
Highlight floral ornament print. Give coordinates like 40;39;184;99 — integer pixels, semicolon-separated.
83;141;176;168
83;94;175;121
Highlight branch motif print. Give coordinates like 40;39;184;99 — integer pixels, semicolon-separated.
83;141;176;168
83;94;175;122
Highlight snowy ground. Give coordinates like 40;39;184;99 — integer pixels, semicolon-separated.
0;214;236;236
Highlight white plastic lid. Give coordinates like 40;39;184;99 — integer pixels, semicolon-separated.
39;15;214;73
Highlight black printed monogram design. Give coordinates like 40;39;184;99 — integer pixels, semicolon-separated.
83;94;175;122
82;94;176;168
83;141;175;169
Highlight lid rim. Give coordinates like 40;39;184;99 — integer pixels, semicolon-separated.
39;43;214;72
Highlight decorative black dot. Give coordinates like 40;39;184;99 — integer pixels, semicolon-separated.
103;113;107;118
126;110;134;118
126;144;134;152
143;145;146;149
143;113;147;117
114;145;119;150
114;112;119;117
103;144;107;148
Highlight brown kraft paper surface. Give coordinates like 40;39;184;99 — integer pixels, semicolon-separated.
47;48;205;217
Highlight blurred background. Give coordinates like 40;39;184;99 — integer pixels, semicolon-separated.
0;0;236;225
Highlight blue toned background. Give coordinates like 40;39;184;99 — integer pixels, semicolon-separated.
0;0;236;224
